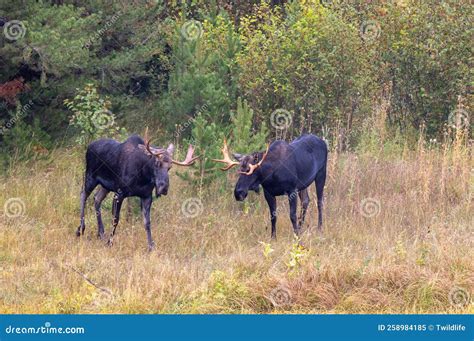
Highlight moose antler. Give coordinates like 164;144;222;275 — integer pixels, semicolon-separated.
212;139;240;171
172;144;199;166
239;144;269;176
145;139;166;157
141;132;198;165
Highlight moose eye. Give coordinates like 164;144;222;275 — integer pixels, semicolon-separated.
241;164;250;173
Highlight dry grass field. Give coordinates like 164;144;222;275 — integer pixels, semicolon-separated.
0;131;472;314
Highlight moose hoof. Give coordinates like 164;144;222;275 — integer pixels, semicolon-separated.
76;229;82;237
148;242;156;252
106;238;114;247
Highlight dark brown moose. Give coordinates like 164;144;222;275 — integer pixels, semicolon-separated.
77;134;198;251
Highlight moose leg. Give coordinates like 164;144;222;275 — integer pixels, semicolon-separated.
315;166;327;230
288;191;300;236
298;188;310;229
107;192;124;246
94;186;109;239
76;175;97;237
264;190;277;239
141;196;155;251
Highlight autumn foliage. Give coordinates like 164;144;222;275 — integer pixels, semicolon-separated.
0;78;29;105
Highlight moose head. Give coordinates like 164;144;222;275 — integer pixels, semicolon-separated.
139;139;199;197
212;139;269;201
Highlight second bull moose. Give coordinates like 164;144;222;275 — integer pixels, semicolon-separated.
213;134;327;238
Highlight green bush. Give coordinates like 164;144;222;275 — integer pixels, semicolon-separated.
64;84;125;145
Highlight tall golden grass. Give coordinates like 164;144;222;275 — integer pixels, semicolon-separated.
0;129;472;314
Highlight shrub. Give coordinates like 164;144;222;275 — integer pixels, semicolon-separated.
64;84;125;145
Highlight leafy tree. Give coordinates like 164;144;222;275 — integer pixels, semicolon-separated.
64;84;125;145
237;1;374;143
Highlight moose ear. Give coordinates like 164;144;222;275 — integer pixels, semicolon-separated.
232;153;243;161
167;143;175;155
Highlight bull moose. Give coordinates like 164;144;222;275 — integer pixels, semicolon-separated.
213;134;327;238
76;134;198;251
